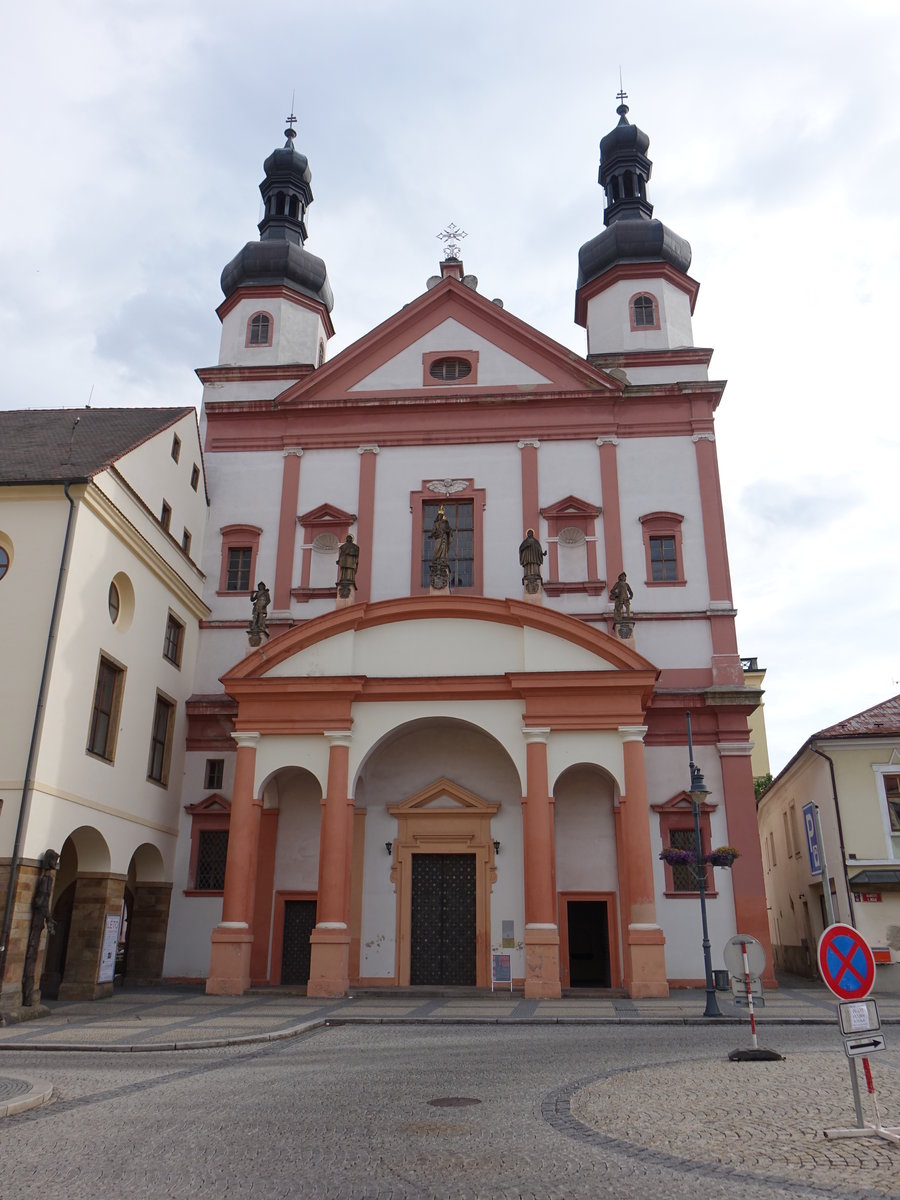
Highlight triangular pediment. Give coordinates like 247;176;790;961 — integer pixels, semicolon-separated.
298;502;356;527
270;276;623;408
185;792;231;816
540;495;602;520
651;790;717;815
388;777;500;816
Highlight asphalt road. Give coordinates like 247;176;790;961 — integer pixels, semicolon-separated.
3;1024;899;1199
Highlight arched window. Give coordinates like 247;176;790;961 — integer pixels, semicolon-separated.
426;355;475;383
631;293;658;330
247;312;272;346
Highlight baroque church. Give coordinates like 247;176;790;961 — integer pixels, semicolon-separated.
1;102;774;1006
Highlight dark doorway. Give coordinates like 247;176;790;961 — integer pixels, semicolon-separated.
566;899;611;987
410;854;476;985
281;899;317;985
41;882;75;1000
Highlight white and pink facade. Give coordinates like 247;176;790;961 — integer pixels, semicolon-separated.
163;106;772;998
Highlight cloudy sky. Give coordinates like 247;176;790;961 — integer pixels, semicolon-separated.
2;0;898;772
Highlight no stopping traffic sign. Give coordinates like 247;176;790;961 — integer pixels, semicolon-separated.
817;924;876;1001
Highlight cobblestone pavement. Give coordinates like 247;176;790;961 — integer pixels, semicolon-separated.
2;1024;899;1198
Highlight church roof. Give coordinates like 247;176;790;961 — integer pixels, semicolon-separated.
0;407;193;484
813;695;900;740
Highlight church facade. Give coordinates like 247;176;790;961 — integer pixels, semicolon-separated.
160;103;772;1000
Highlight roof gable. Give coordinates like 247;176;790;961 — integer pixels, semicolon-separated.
271;276;623;407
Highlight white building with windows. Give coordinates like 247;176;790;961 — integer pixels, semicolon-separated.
757;695;900;990
0;408;208;1006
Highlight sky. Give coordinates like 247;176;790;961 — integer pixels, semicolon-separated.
1;0;898;774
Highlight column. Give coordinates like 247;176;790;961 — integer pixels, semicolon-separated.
123;882;172;986
308;731;354;997
619;726;669;998
273;448;303;614
521;728;561;999
517;440;540;535
207;732;260;995
58;873;126;1000
355;446;378;603
597;437;623;588
693;433;743;685
718;743;776;986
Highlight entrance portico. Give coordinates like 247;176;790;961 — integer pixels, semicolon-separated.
206;595;667;1000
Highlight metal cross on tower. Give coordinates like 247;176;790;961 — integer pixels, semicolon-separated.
436;222;468;261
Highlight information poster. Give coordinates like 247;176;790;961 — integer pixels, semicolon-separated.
97;913;122;983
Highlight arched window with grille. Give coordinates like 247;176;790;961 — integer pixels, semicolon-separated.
630;293;658;330
247;312;272;346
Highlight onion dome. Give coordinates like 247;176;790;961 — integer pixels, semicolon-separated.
221;122;333;312
577;102;691;289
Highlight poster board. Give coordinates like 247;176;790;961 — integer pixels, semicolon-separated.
97;912;122;984
491;953;512;992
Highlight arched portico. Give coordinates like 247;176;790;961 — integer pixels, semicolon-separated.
207;596;667;999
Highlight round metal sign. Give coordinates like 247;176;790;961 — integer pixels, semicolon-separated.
723;933;766;978
817;924;876;1001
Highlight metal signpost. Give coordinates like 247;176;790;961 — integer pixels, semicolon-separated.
723;934;766;1050
818;923;899;1144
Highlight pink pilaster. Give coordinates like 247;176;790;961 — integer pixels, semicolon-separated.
518;440;540;535
597;437;623;585
355;447;378;603
521;728;561;998
619;726;668;998
273;448;302;611
308;732;354;997
207;732;261;995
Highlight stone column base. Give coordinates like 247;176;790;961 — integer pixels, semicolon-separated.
206;925;253;995
626;925;669;998
307;928;351;997
523;926;561;999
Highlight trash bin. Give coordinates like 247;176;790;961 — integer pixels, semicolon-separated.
713;969;730;991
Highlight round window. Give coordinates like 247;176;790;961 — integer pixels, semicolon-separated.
429;356;472;382
108;582;120;624
0;546;9;581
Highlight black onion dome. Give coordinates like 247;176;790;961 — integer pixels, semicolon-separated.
220;124;333;312
577;103;691;290
220;242;334;311
577;220;692;288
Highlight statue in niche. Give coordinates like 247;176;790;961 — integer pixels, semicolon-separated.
248;581;271;646
336;534;360;598
518;529;544;595
429;506;452;590
22;848;59;1006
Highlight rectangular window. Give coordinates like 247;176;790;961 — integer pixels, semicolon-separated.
148;694;175;784
769;830;777;867
783;810;794;858
160;500;172;531
204;758;224;790
181;528;192;556
226;547;252;592
789;802;801;856
886;774;900;833
163;613;184;666
668;828;702;893
649;535;678;581
190;463;200;492
87;656;125;761
194;829;229;891
171;434;181;463
421;500;474;589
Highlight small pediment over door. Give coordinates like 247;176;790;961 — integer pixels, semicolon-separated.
184;792;231;817
388;777;500;817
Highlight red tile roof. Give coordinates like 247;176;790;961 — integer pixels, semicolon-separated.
814;694;900;739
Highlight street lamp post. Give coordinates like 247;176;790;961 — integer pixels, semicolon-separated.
686;710;721;1018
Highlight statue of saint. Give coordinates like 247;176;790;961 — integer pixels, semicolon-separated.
429;507;452;589
609;571;633;621
336;535;360;598
248;581;271;644
519;528;544;594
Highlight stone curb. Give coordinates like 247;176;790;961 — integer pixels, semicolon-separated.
2;1012;895;1053
0;1077;53;1119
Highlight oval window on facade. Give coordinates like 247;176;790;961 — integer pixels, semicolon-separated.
108;581;120;624
429;356;472;382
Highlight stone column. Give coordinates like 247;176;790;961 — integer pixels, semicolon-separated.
308;732;354;997
619;726;668;998
58;873;126;1001
207;732;260;995
521;728;561;999
0;861;40;1008
124;883;173;986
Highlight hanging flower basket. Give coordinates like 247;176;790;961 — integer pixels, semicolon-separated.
659;847;697;867
705;845;740;868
